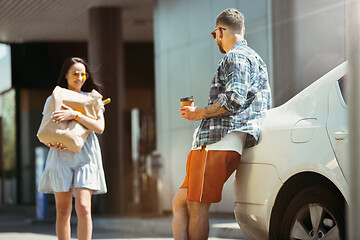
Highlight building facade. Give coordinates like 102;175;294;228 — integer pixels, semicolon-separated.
0;0;347;215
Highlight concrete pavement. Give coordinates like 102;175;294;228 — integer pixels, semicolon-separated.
0;206;249;240
93;215;248;239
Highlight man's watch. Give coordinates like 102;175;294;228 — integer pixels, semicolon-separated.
75;112;83;121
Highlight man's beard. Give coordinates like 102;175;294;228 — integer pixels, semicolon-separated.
217;42;226;54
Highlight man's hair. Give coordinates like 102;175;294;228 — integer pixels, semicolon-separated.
216;8;244;34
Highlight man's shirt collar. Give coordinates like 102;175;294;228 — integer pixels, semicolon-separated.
230;39;248;51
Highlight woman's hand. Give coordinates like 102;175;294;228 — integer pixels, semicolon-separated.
51;104;77;123
52;103;105;134
47;142;67;151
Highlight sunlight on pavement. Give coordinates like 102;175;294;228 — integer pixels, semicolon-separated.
0;233;244;240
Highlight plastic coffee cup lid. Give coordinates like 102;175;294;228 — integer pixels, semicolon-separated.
180;96;194;102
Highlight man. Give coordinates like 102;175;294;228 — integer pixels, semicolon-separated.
172;8;272;240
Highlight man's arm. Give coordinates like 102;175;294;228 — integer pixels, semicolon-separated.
204;102;230;118
180;102;230;121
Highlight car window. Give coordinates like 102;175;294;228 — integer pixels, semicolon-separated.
338;77;347;105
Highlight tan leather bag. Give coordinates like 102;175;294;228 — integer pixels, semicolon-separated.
37;86;103;153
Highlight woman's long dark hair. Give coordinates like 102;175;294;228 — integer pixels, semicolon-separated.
57;57;102;93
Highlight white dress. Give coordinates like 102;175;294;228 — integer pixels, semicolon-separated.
38;93;107;195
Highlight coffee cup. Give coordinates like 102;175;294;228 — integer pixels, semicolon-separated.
180;96;194;107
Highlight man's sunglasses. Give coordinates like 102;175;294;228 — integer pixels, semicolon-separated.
211;27;226;39
71;71;89;81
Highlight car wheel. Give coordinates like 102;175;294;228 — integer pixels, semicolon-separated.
280;185;345;240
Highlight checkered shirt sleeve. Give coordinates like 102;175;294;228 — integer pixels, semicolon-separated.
192;40;271;149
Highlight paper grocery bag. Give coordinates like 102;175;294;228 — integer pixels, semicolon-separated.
37;86;103;153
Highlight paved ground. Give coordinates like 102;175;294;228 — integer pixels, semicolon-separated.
0;206;250;240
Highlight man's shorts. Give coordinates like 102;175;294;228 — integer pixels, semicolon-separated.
180;147;241;203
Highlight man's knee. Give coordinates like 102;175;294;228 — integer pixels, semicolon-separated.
187;200;211;216
172;188;187;213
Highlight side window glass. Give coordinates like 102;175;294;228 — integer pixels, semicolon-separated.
338;77;347;105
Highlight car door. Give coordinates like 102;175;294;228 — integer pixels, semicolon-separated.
326;77;349;181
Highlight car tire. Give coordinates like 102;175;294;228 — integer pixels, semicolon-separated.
279;185;345;240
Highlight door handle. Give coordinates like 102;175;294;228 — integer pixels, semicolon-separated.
334;131;348;140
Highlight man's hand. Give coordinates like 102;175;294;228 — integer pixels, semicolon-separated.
180;106;205;121
180;102;230;121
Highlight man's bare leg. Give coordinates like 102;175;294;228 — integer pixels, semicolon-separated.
187;200;211;240
172;188;189;240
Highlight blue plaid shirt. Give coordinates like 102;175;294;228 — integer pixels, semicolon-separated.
192;40;271;149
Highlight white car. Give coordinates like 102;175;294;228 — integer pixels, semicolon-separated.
234;62;348;240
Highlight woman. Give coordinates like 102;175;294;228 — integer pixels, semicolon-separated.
38;57;107;240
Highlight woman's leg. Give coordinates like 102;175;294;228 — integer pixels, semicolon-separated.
54;190;73;240
75;188;93;240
